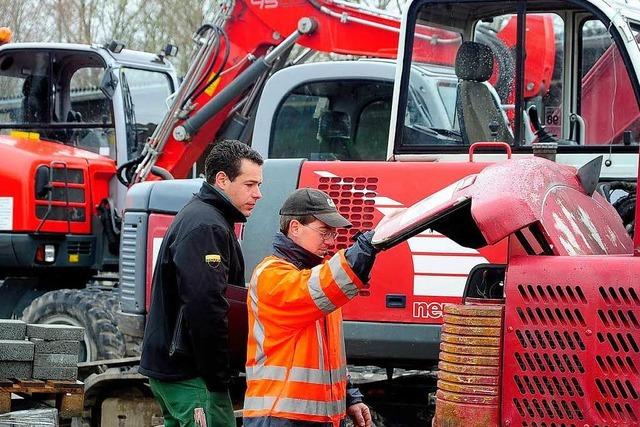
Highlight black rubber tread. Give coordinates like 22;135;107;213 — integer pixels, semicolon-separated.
21;289;126;361
80;287;121;313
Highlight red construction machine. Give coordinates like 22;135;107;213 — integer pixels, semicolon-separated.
105;0;640;423
368;0;640;424
0;0;555;368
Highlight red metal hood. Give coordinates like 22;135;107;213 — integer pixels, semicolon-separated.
0;134;114;164
373;157;632;256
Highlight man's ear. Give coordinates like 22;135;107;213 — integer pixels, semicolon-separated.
288;220;301;238
214;171;229;189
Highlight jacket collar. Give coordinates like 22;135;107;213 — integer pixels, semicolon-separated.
196;181;247;225
273;232;323;269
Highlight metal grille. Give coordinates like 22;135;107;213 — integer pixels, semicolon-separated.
118;221;139;312
317;176;377;296
503;260;640;426
67;240;92;255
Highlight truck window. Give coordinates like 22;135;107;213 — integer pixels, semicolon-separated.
579;20;640;145
0;51;116;155
270;80;392;161
397;1;640;152
120;67;174;159
69;67;113;125
353;100;391;160
0;75;25;124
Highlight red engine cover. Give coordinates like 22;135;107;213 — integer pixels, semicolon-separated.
502;255;640;425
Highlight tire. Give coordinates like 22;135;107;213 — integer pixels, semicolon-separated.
21;289;125;362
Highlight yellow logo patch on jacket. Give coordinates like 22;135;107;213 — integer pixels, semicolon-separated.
205;254;221;268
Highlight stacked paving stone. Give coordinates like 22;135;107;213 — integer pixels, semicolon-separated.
27;324;83;381
0;320;33;379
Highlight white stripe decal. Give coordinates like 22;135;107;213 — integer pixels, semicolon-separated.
314;171;338;178
373;196;402;206
408;236;480;254
376;207;404;217
413;275;468;296
412;255;487;275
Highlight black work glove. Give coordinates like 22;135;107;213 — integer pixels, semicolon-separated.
344;231;379;283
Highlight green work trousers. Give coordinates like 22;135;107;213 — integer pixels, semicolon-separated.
149;377;235;427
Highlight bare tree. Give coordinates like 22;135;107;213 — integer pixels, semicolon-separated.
0;0;50;42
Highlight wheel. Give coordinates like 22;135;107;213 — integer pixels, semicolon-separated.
21;289;125;362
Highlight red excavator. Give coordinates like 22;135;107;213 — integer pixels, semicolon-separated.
1;0;557;366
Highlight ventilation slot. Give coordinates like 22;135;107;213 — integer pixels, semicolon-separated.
318;176;378;296
67;240;92;255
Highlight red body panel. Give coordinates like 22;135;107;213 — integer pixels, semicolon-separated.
0;135;115;234
297;161;507;325
146;213;174;311
502;255;640;425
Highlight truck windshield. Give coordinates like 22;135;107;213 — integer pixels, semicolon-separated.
0;50;115;156
397;0;640;152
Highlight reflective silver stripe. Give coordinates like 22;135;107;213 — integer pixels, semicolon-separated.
308;265;336;313
244;396;277;411
289;367;346;384
246;364;346;385
250;260;278;365
316;321;324;371
327;254;358;298
275;398;345;417
246;365;287;381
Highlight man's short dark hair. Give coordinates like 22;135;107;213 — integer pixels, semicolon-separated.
205;140;263;183
280;214;316;235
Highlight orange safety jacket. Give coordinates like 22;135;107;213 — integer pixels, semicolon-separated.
244;250;364;426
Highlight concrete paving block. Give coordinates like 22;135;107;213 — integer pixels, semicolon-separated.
26;324;84;341
32;365;77;381
0;361;32;379
31;338;80;355
0;320;26;340
34;353;78;367
0;340;34;361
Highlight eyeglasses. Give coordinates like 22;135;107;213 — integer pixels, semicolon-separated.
302;224;338;241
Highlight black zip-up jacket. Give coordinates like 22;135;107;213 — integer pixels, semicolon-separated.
139;182;246;392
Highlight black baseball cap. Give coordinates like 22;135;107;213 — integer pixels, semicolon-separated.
279;188;352;228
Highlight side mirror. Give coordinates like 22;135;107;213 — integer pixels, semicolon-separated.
100;68;118;100
163;44;179;57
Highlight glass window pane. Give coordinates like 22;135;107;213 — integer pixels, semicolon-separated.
69;67;112;124
270;80;393;161
120;68;173;159
353;100;391;160
580;20;640;145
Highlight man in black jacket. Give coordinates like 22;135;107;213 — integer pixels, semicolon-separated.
140;140;263;427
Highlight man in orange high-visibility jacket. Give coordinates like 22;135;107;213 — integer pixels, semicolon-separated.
244;188;379;427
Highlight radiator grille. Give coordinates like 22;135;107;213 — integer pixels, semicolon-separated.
504;279;640;426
